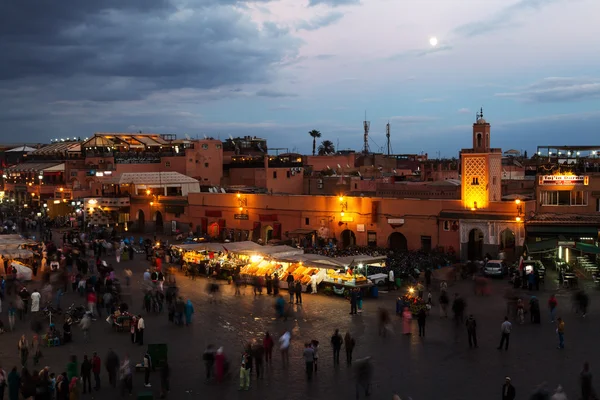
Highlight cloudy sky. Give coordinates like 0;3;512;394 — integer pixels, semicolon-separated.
1;0;599;156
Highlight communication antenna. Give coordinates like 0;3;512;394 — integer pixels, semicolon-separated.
363;111;370;154
386;121;392;155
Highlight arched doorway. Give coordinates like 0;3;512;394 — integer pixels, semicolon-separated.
468;228;484;260
154;211;164;233
137;209;145;232
263;225;273;243
388;232;408;251
499;228;516;260
499;229;515;251
208;222;220;238
341;229;356;248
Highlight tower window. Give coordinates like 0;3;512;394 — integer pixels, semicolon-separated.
476;133;482;148
471;177;479;185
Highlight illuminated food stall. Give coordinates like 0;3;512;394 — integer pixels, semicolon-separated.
335;255;387;285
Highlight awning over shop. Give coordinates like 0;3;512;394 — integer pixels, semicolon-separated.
576;242;600;254
0;249;34;258
334;255;387;267
525;239;558;254
237;245;303;257
526;225;598;236
273;253;344;270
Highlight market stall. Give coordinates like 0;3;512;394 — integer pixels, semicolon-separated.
10;261;33;280
335;255;387;285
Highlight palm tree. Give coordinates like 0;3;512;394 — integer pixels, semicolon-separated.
308;130;321;156
318;140;335;155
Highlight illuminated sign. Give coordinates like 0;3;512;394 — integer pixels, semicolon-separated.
539;175;588;185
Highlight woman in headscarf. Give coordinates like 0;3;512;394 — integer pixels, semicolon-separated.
215;347;225;383
69;377;80;400
184;300;194;326
7;367;20;400
55;373;69;400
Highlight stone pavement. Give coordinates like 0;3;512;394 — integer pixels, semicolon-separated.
1;249;600;400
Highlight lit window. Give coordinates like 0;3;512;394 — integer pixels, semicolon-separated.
571;191;587;206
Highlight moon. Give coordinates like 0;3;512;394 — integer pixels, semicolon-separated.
429;37;438;47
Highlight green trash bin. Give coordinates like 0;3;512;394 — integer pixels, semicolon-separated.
395;278;402;288
137;391;153;400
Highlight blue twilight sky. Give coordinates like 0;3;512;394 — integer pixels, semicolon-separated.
1;0;599;157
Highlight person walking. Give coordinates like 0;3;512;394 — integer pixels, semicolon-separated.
18;335;29;367
80;355;92;394
311;340;319;372
0;365;6;400
502;377;516;400
7;303;16;332
30;289;41;314
402;307;412;335
349;289;358;315
263;332;274;364
159;361;170;399
303;343;314;381
7;367;19;400
548;294;558;323
295;281;302;304
137;315;145;345
551;385;567;400
105;349;119;388
556;317;565;349
331;329;343;366
143;352;152;387
417;308;427;337
239;352;251;391
497;317;512;351
279;331;291;367
388;269;395;291
581;362;595;400
344;332;355;367
91;352;101;390
286;275;294;303
120;356;133;396
466;314;478;348
184;300;194;326
203;345;215;380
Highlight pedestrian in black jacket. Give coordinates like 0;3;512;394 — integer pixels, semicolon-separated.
466;315;478;348
502;377;516;400
81;355;92;393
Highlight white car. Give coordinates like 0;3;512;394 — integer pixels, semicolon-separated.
483;260;504;277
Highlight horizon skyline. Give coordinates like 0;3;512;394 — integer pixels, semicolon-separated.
1;0;599;157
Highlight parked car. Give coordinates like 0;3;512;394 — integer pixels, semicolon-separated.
483;260;505;277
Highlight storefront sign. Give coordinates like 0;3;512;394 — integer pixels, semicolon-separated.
558;241;575;247
357;224;365;232
387;218;405;225
234;214;249;220
539;175;588;185
341;216;354;223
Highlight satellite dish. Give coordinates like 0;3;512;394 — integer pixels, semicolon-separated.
184;134;191;140
337;164;341;169
346;164;350;168
204;135;208;139
326;165;331;170
229;135;234;141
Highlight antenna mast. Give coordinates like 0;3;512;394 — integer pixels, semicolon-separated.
363;111;370;154
386;122;391;155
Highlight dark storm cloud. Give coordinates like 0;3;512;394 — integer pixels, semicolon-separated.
0;0;299;94
255;89;297;98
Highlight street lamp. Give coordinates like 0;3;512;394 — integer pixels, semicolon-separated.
339;195;348;217
515;199;523;222
237;194;248;214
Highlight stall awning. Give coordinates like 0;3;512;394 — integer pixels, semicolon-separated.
334;255;387;267
526;226;598;236
273;253;344;270
526;239;558;254
576;242;600;254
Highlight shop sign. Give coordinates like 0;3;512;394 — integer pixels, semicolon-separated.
558;241;575;247
387;218;405;225
234;214;249;220
539;175;588;185
341;216;354;223
357;224;365;232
